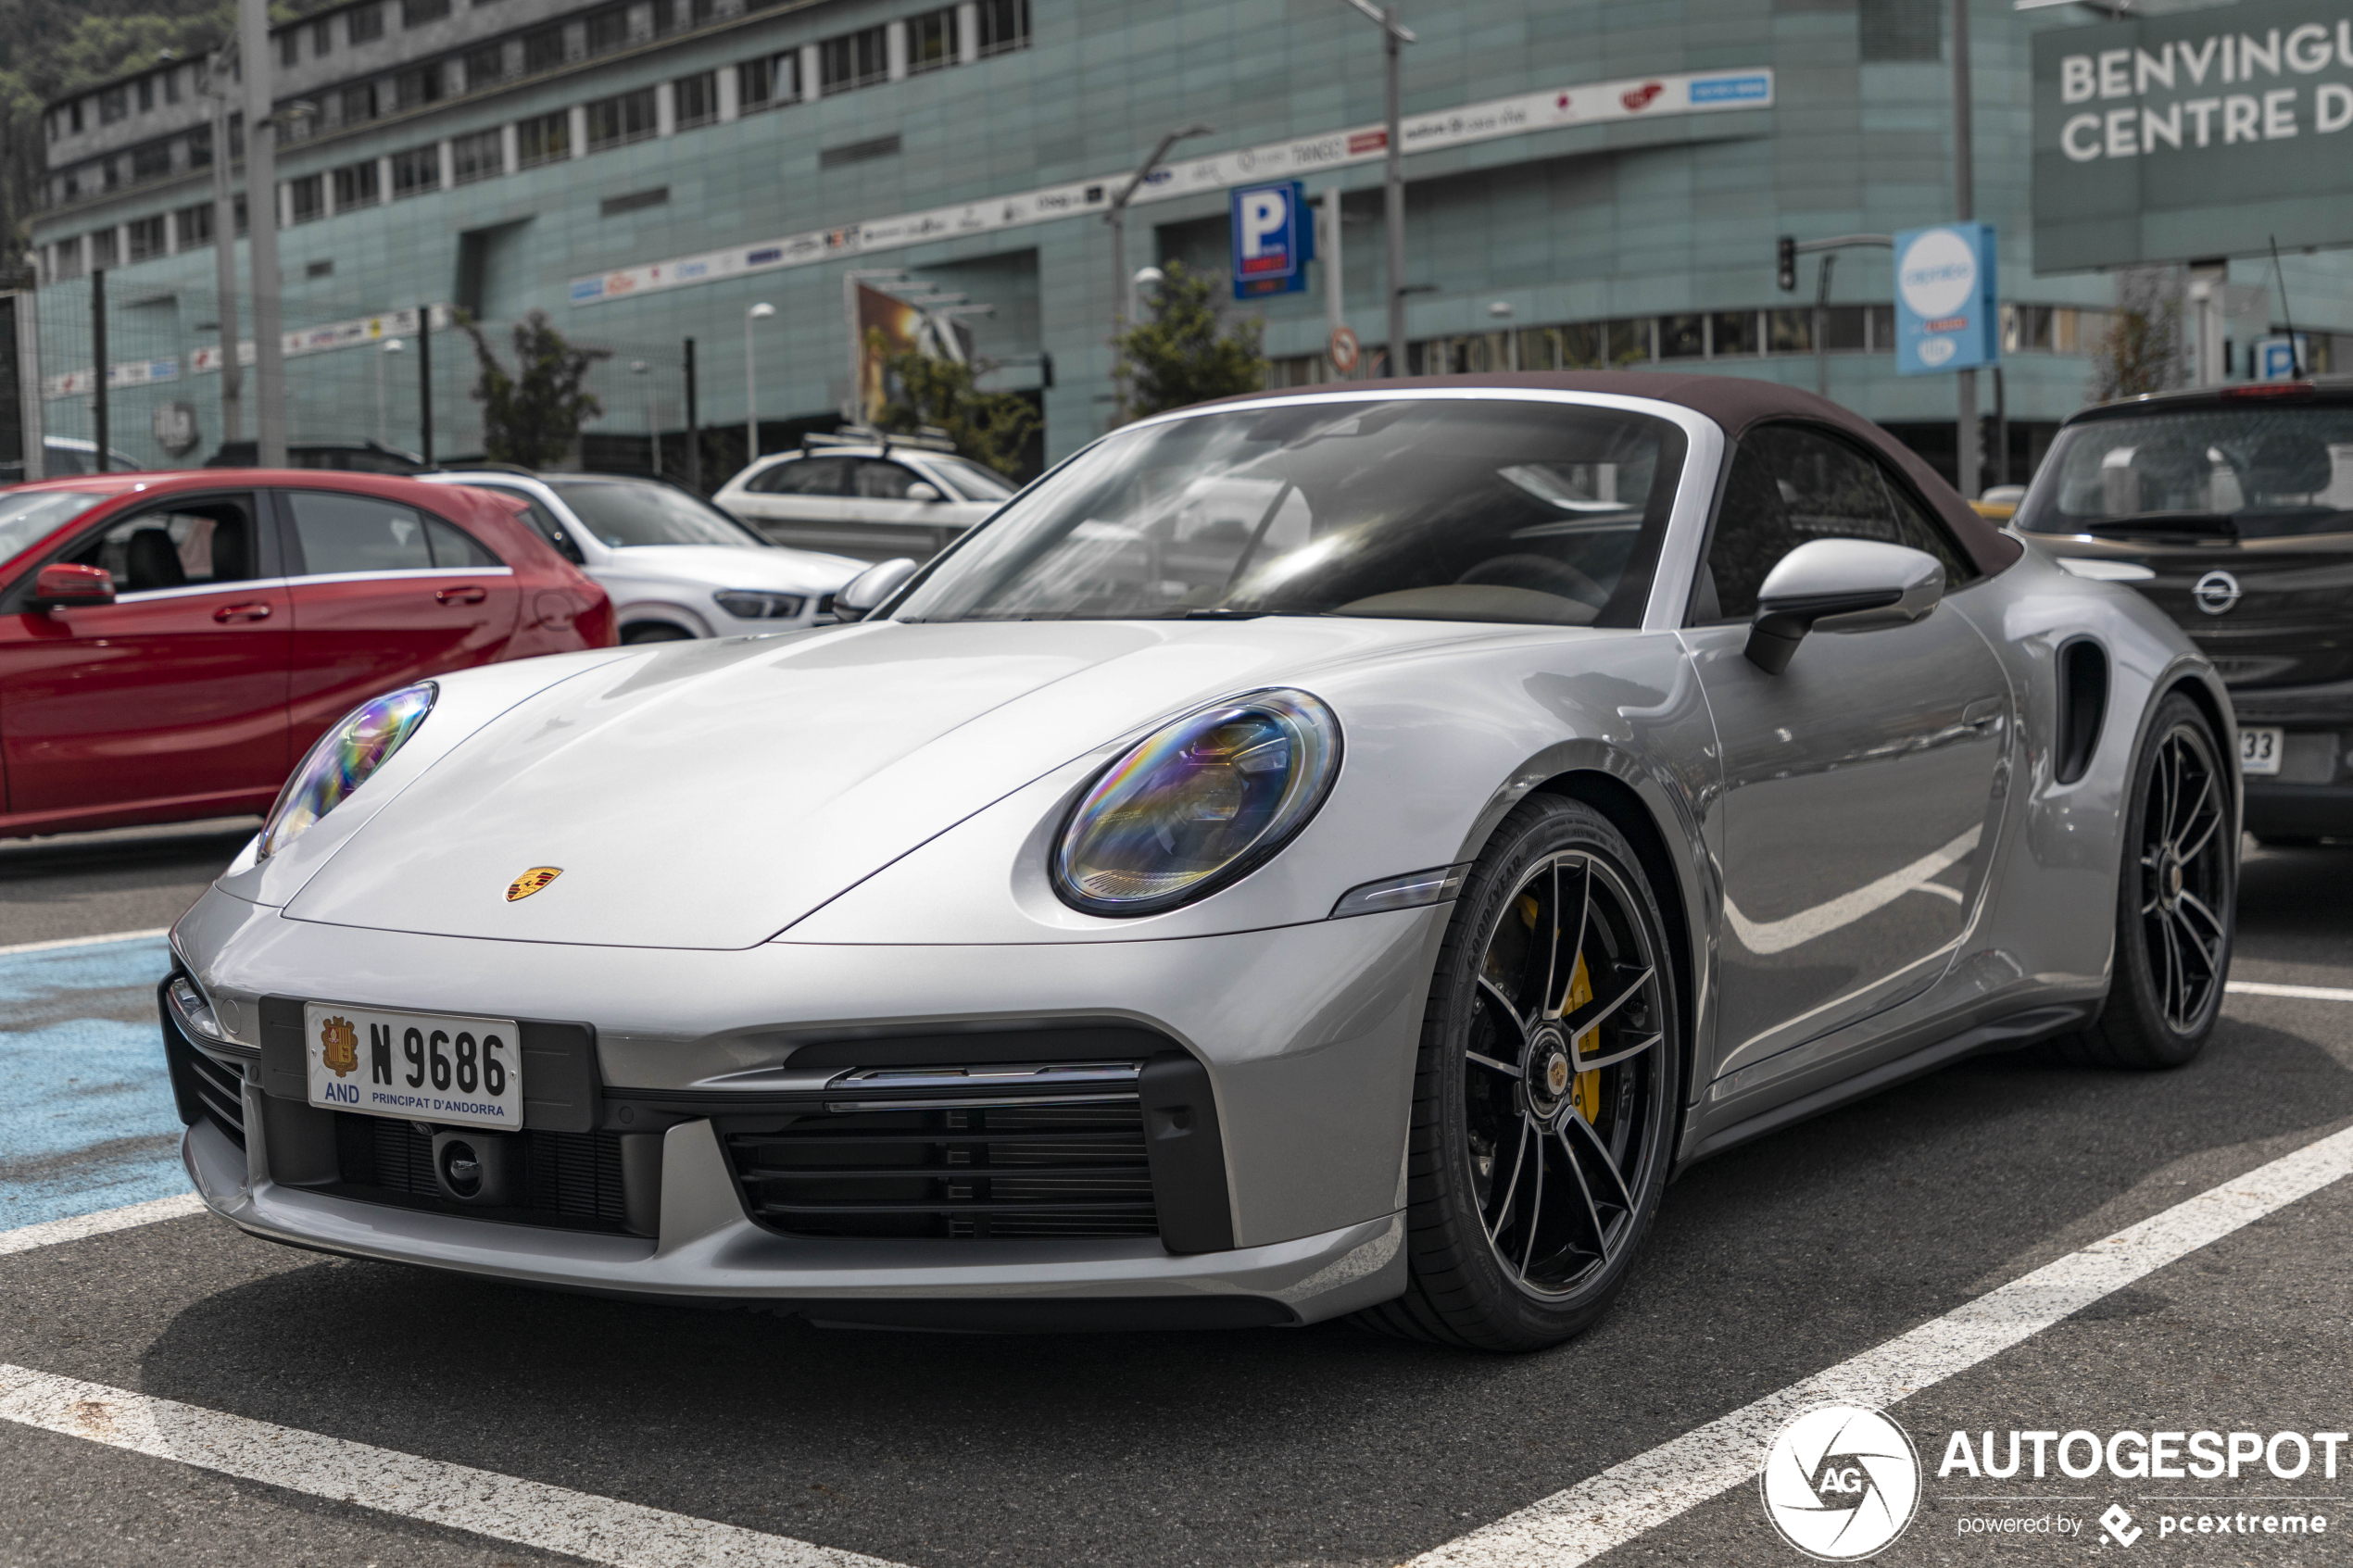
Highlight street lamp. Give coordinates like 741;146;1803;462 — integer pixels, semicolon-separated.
745;302;774;470
1107;124;1213;420
1130;266;1165;327
1337;0;1417;374
631;359;661;478
377;337;404;447
1488;300;1516;371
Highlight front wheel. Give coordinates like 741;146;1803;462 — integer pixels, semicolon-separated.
2056;693;2235;1069
1357;795;1680;1352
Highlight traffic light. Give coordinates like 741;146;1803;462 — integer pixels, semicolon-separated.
1777;235;1797;293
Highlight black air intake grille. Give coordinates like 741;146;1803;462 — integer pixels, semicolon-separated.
333;1116;630;1231
180;1041;247;1147
724;1101;1159;1240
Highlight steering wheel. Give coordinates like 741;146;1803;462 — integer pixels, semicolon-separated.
1457;554;1609;609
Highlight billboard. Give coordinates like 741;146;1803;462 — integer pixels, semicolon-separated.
852;283;972;423
2032;0;2353;271
1894;224;1999;376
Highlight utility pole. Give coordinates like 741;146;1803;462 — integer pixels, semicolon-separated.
1952;0;1979;499
683;337;700;492
1106;124;1213;422
203;45;243;449
1339;2;1417;372
415;303;434;465
237;0;285;466
91;269;107;472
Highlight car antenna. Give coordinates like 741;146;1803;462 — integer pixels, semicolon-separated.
2269;235;2302;376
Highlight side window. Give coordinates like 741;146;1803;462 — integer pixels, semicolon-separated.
1699;425;1968;622
67;495;260;593
852;459;921;499
462;484;579;563
285;491;502;574
749;457;852;495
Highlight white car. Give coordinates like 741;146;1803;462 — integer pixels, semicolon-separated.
713;441;1015;562
424;470;864;644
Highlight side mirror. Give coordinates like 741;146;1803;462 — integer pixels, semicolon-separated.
903;481;944;503
834;557;918;621
1743;539;1943;675
31;562;116;609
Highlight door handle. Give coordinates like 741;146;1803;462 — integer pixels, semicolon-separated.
1961;696;2005;732
212;602;272;623
434;585;487;606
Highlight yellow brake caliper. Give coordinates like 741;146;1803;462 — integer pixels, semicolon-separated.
1521;894;1603;1123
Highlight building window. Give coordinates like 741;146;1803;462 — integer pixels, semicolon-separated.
1711;310;1761;357
69;100;83;133
395;65;444;110
517;108;571;165
349;3;385;44
341;83;379;123
908;6;957;72
452;129;502;182
522;25;566;71
165;69;181;104
1859;0;1939;62
586;87;658;149
131;143;171;182
737;54;798;111
90;229;119;268
138;77;156;111
333;158;382;206
289;174;324;222
465;44;505;89
821;26;888;94
100;87;127;124
1767;308;1813;353
674;70;717;129
234;193;247;235
975;0;1029;57
313;19;333;56
402;0;451;26
585;6;631;55
127;215;167;260
188;124;212;168
280;31;299;68
391;144;442;198
176;203;215;249
54;241;84;280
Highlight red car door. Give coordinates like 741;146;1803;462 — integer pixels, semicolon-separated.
0;489;292;823
279;485;522;752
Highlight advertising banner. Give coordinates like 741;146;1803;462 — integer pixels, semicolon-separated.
1894;223;1999;377
852;283;972;422
2032;0;2353;270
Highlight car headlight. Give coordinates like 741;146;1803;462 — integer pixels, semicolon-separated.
1053;688;1341;917
261;683;434;858
712;589;807;621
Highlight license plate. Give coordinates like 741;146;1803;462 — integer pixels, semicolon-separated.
304;1002;523;1129
2241;726;2284;776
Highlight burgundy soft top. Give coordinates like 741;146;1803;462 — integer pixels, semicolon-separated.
1189;370;2022;580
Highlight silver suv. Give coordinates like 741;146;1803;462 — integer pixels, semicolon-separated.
425;470;864;644
713;434;1015;563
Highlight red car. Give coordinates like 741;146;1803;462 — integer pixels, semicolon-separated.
0;470;615;838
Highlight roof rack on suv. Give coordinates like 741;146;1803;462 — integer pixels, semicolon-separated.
800;424;959;457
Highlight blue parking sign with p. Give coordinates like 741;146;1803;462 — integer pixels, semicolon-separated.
1232;181;1314;298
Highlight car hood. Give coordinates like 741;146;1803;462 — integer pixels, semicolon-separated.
280;616;1502;949
593;543;865;593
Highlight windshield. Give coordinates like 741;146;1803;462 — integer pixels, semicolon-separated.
890;398;1685;627
0;488;112;569
925;455;1017;501
2017;404;2353;540
546;480;762;547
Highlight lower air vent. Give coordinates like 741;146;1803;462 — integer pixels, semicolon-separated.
170;1036;248;1148
333;1115;632;1232
724;1099;1159;1240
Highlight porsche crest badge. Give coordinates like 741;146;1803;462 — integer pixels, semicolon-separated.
507;866;562;902
319;1014;359;1077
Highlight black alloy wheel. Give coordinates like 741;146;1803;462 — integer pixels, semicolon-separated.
2055;693;2235;1069
1360;794;1680;1351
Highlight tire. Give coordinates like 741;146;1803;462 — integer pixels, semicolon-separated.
621;622;696;645
1356;794;1681;1352
2051;693;2235;1070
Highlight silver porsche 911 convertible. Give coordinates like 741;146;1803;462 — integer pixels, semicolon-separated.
161;374;2235;1350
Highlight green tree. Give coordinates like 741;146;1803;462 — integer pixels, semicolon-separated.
1112;260;1266;421
869;330;1042;480
458;309;609;468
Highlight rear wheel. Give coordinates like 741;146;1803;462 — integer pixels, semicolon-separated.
2055;694;2234;1069
1358;795;1680;1351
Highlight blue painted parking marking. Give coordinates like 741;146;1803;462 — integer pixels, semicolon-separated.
0;935;185;1231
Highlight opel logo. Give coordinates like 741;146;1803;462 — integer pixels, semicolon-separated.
2193;570;2242;615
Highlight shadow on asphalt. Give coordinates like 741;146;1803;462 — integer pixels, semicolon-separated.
118;1001;2353;1567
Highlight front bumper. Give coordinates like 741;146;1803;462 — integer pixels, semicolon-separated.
167;885;1442;1325
2231;714;2351;838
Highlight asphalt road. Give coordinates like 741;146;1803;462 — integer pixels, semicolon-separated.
0;826;2347;1568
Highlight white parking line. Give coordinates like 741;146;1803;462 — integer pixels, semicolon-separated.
0;1363;909;1568
0;1194;207;1258
2228;980;2353;1004
0;927;170;959
1409;1121;2353;1568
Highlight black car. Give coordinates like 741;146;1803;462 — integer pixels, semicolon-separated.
2017;380;2353;845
